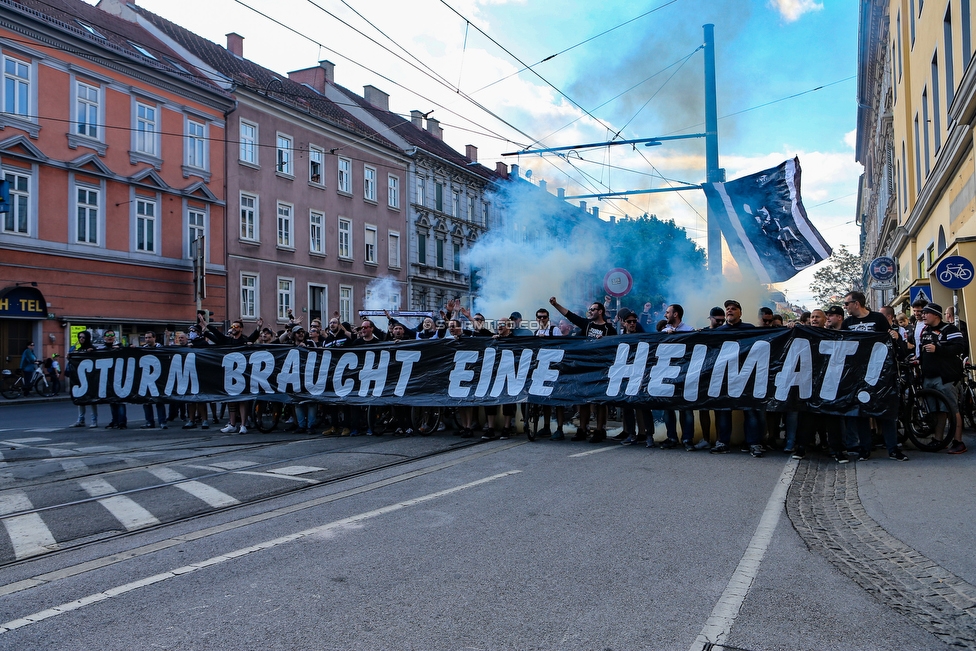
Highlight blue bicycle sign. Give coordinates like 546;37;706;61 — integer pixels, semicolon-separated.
935;256;975;290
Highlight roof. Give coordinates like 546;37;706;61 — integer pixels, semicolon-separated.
330;84;498;182
127;3;400;150
1;0;227;98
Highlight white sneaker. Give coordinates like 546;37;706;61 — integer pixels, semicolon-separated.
238;425;247;434
220;424;236;433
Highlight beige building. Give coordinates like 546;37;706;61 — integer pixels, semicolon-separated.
858;0;976;352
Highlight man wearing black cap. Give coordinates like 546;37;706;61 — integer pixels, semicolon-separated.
510;311;533;337
919;302;967;454
842;291;908;461
705;307;725;329
825;305;845;330
711;299;765;457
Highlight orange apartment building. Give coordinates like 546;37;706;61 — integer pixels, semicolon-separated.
0;0;231;371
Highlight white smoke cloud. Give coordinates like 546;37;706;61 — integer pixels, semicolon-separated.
768;0;824;23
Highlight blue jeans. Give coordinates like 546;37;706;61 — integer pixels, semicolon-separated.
845;416;898;455
716;410;762;445
665;410;695;443
295;403;317;429
143;403;166;426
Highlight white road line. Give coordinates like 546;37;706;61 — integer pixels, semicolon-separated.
2;438;49;444
74;446;118;453
0;470;520;634
568;446;622;458
59;460;88;473
232;470;319;484
0;451;6;468
688;459;799;651
0;492;58;560
208;460;258;470
25;429;61;433
147;468;239;508
38;448;73;458
78;478;160;531
269;465;324;476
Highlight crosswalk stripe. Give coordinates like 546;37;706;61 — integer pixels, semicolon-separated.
0;492;58;560
78;479;159;531
147;468;239;508
60;460;88;473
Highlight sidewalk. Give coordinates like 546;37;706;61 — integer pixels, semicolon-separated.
0;393;73;408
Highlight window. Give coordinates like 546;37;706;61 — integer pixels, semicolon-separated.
914;114;921;190
276;134;293;175
188;208;205;259
338;157;351;193
927;243;936;268
932;54;942;153
922;88;930;175
389;231;400;268
135;102;156;155
453;242;461;272
76;82;98;138
364;166;377;202
946;7;955;107
136;198;156;253
418;177;426;206
917;255;925;278
74;185;99;244
901;142;908;213
186;119;206;169
241;273;258;319
309;210;324;254
277;202;293;248
77;21;105;39
910;0;916;46
482;202;489;225
897;12;903;81
3;56;29;117
277;278;294;321
388;175;400;208
365;225;377;263
468;196;474;222
418;232;427;264
338;217;351;258
128;41;157;60
452;191;460;217
436;238;444;268
309;146;324;185
240;120;257;164
3;170;29;236
435;182;443;211
339;285;353;324
240;192;258;241
965;0;973;66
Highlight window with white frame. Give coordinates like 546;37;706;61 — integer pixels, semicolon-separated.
188;208;205;259
76;82;98;138
452;191;460;218
417;177;426;206
277;202;293;248
338;157;352;193
135;102;156;155
240;119;257;164
186;119;206;169
388;174;400;209
338;217;352;258
482;202;488;225
339;285;353;324
364;166;377;202
365;225;377;263
309;145;324;185
241;273;258;319
388;231;400;268
453;242;461;272
436;238;444;268
276;134;293;175
309;210;324;254
277;278;294;321
468;196;475;222
240;192;258;241
135;198;156;253
3;56;30;117
2;170;29;236
75;184;98;244
418;232;427;265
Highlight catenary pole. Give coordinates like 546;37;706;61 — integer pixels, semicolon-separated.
704;23;723;277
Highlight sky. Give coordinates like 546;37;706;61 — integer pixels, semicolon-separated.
92;0;861;312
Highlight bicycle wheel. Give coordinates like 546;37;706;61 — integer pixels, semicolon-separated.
252;401;282;433
366;405;395;435
411;406;440;435
906;388;957;451
33;375;56;398
962;383;976;430
1;375;23;399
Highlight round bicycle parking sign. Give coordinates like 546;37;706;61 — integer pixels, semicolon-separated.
603;268;633;298
935;255;975;289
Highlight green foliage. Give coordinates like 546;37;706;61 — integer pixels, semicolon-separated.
602;214;707;309
810;244;864;309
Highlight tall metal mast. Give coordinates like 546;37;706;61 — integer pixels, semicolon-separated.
703;23;723;277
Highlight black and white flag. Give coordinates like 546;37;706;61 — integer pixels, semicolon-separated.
703;157;831;283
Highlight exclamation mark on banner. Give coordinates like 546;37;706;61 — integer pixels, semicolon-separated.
858;342;888;403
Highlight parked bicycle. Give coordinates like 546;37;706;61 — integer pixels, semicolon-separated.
1;362;57;399
898;359;958;451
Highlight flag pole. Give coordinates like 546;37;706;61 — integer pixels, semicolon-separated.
704;24;723;277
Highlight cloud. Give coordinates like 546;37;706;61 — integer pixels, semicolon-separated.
768;0;824;22
844;128;857;149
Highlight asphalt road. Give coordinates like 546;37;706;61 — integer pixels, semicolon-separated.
0;401;972;650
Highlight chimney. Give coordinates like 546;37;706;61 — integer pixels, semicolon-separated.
363;85;389;111
426;117;443;140
465;145;478;163
410;110;424;128
592;207;600;219
557;188;565;200
510;164;520;178
495;161;508;178
287;61;334;93
610;214;615;224
579;200;587;212
319;60;334;85
226;33;244;57
538;179;547;192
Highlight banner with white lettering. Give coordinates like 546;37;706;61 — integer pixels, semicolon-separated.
69;328;898;418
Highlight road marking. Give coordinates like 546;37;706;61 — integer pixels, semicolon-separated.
0;470;520;634
0;451;5;468
60;460;88;473
74;446;118;453
208;460;258;470
147;468;239;508
25;429;61;433
688;459;799;651
568;446;622;458
232;470;319;483
38;448;73;458
78;478;160;531
0;492;58;560
269;465;324;476
2;438;49;444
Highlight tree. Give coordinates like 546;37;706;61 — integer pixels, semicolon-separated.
809;244;864;308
